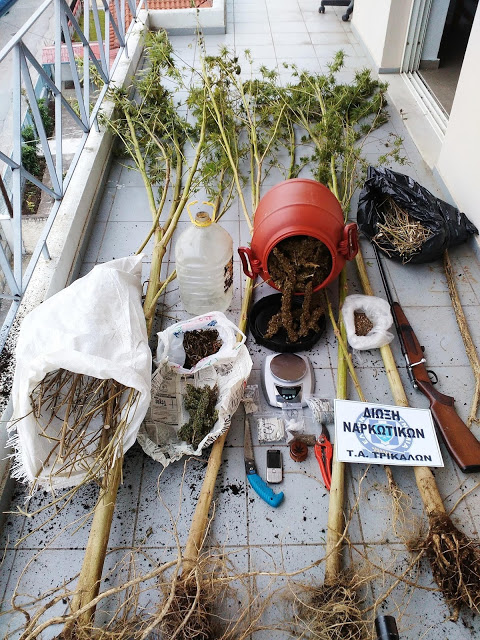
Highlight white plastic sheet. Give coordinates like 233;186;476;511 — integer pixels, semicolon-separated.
8;256;152;489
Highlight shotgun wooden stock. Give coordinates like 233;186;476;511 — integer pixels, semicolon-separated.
392;301;480;473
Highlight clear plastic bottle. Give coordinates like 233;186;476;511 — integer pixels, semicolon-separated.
175;202;234;315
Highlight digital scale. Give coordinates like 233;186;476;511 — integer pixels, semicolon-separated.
262;353;315;408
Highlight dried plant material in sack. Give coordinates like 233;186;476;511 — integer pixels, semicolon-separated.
373;196;433;263
183;329;222;369
138;313;253;466
178;383;219;448
7;256;152;490
357;166;478;264
342;294;394;350
155;312;244;374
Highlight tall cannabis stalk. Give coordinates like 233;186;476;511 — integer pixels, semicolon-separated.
59;32;208;637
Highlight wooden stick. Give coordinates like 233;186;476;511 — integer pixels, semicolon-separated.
64;454;123;636
325;268;348;584
61;382;121;637
182;276;254;575
443;249;480;426
355;249;446;516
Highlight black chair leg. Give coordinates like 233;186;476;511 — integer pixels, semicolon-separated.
318;0;353;17
342;1;354;21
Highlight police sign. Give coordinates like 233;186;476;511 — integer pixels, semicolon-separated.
334;399;444;467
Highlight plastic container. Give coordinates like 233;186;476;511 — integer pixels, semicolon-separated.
238;178;358;292
175;201;233;315
249;294;326;353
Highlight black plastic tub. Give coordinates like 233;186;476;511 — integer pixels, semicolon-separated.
249;293;326;353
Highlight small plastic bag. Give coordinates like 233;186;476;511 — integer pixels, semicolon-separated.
282;402;306;443
342;294;394;350
257;416;285;443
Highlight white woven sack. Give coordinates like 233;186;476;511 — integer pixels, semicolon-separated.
8;256;152;490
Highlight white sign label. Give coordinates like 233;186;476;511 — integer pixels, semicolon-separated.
334;399;444;467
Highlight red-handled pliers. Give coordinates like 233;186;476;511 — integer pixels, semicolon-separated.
314;426;333;491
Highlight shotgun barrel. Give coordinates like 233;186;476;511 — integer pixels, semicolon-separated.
373;244;480;473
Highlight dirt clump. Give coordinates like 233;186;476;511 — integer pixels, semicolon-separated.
183;329;222;369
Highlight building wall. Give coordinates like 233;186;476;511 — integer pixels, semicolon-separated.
352;0;391;68
436;7;480;224
353;0;413;71
354;0;480;229
422;0;450;63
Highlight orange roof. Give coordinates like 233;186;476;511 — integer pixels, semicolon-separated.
109;0;213;46
42;42;118;65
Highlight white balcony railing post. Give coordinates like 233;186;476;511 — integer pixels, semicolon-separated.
0;0;145;351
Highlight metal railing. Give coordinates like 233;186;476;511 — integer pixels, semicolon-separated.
0;0;147;350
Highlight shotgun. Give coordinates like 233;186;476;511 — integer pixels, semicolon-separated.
373;243;480;473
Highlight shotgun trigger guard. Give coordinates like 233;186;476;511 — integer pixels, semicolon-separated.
427;369;438;384
409;357;426;368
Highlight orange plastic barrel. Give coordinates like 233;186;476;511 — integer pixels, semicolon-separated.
238;178;358;292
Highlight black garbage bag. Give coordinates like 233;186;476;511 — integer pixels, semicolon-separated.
357;166;478;263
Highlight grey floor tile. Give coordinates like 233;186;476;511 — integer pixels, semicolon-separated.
109;186;158;222
0;548;86;640
134;455;208;548
0;546;16;605
365;544;480;639
310;31;351;45
314;43;357;60
234;32;274;47
249;544;328;639
396;306;471;369
274;42;317;59
238;43;277;59
307;20;348;34
209;447;249;546
83;220;106;262
0;485;27;552
95;186;116;222
269;32;314;46
234;12;269;25
270;21;309;33
343;55;369;69
234;21;273;34
98;221;154;262
6;445;143;552
247;448;330;546
118;160;146;188
268;10;305;23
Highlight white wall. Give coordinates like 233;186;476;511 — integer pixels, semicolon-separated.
353;0;413;71
436;7;480;227
353;0;391;68
422;0;450;62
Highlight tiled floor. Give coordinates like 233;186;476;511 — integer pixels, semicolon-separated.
2;2;480;639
